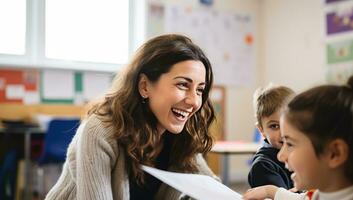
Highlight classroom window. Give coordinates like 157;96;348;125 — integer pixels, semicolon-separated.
0;0;26;55
46;0;128;64
0;0;146;72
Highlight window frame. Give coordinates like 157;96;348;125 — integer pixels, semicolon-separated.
0;0;146;72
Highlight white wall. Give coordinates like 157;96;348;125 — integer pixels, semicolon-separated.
261;0;326;91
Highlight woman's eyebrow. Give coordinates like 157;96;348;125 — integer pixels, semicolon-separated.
173;76;206;86
173;76;192;82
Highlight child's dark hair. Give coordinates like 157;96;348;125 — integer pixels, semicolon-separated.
283;76;353;183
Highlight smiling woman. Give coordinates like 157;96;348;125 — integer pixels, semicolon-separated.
44;34;219;200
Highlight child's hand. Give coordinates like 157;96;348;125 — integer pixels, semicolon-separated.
242;185;278;200
289;187;298;193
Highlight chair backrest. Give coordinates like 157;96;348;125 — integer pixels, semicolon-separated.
0;150;17;200
253;128;262;143
38;118;80;165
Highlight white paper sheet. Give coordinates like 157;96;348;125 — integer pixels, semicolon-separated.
6;84;25;100
24;91;40;105
142;165;242;200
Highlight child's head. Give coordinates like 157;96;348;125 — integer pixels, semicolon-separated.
253;84;294;149
278;76;353;191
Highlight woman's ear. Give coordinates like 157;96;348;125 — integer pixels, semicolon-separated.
325;139;349;169
138;74;149;98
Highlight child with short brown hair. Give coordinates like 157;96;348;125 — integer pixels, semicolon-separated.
248;85;294;189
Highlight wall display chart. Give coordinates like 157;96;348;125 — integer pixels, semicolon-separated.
0;68;112;105
147;2;256;87
325;0;353;83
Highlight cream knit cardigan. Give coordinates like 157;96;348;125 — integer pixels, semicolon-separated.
45;114;218;200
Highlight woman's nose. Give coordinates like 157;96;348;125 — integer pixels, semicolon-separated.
185;91;201;108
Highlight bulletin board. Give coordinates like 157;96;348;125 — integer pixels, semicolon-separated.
0;69;39;104
0;68;112;122
324;0;353;83
147;2;256;87
0;68;112;105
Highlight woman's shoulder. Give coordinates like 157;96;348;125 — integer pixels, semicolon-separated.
75;114;120;156
81;114;116;141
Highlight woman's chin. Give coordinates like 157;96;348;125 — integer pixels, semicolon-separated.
166;125;185;134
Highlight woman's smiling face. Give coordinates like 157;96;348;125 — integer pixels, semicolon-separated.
141;60;206;135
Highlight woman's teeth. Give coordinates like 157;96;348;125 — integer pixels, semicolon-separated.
172;108;189;118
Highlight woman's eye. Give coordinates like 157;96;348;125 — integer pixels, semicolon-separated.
196;88;204;96
177;82;188;89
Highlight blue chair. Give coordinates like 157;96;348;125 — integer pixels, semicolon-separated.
247;128;263;166
0;150;17;200
38;118;80;165
35;118;80;198
252;128;262;143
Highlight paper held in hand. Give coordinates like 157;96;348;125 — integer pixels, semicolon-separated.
142;165;242;200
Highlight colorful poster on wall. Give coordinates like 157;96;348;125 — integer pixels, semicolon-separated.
326;0;350;4
325;1;353;83
0;69;40;104
23;70;40;104
326;3;353;35
327;39;353;63
326;39;353;83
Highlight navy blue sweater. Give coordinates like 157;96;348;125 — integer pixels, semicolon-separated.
248;140;293;189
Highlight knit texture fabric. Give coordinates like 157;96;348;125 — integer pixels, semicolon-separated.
44;114;218;200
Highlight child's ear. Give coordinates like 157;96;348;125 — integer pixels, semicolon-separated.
138;74;149;98
325;139;349;169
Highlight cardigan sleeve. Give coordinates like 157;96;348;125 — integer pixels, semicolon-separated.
275;188;307;200
195;154;221;181
75;117;118;200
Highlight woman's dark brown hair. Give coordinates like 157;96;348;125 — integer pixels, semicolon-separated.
88;34;215;184
283;75;353;183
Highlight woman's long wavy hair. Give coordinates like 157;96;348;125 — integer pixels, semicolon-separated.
87;34;215;184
